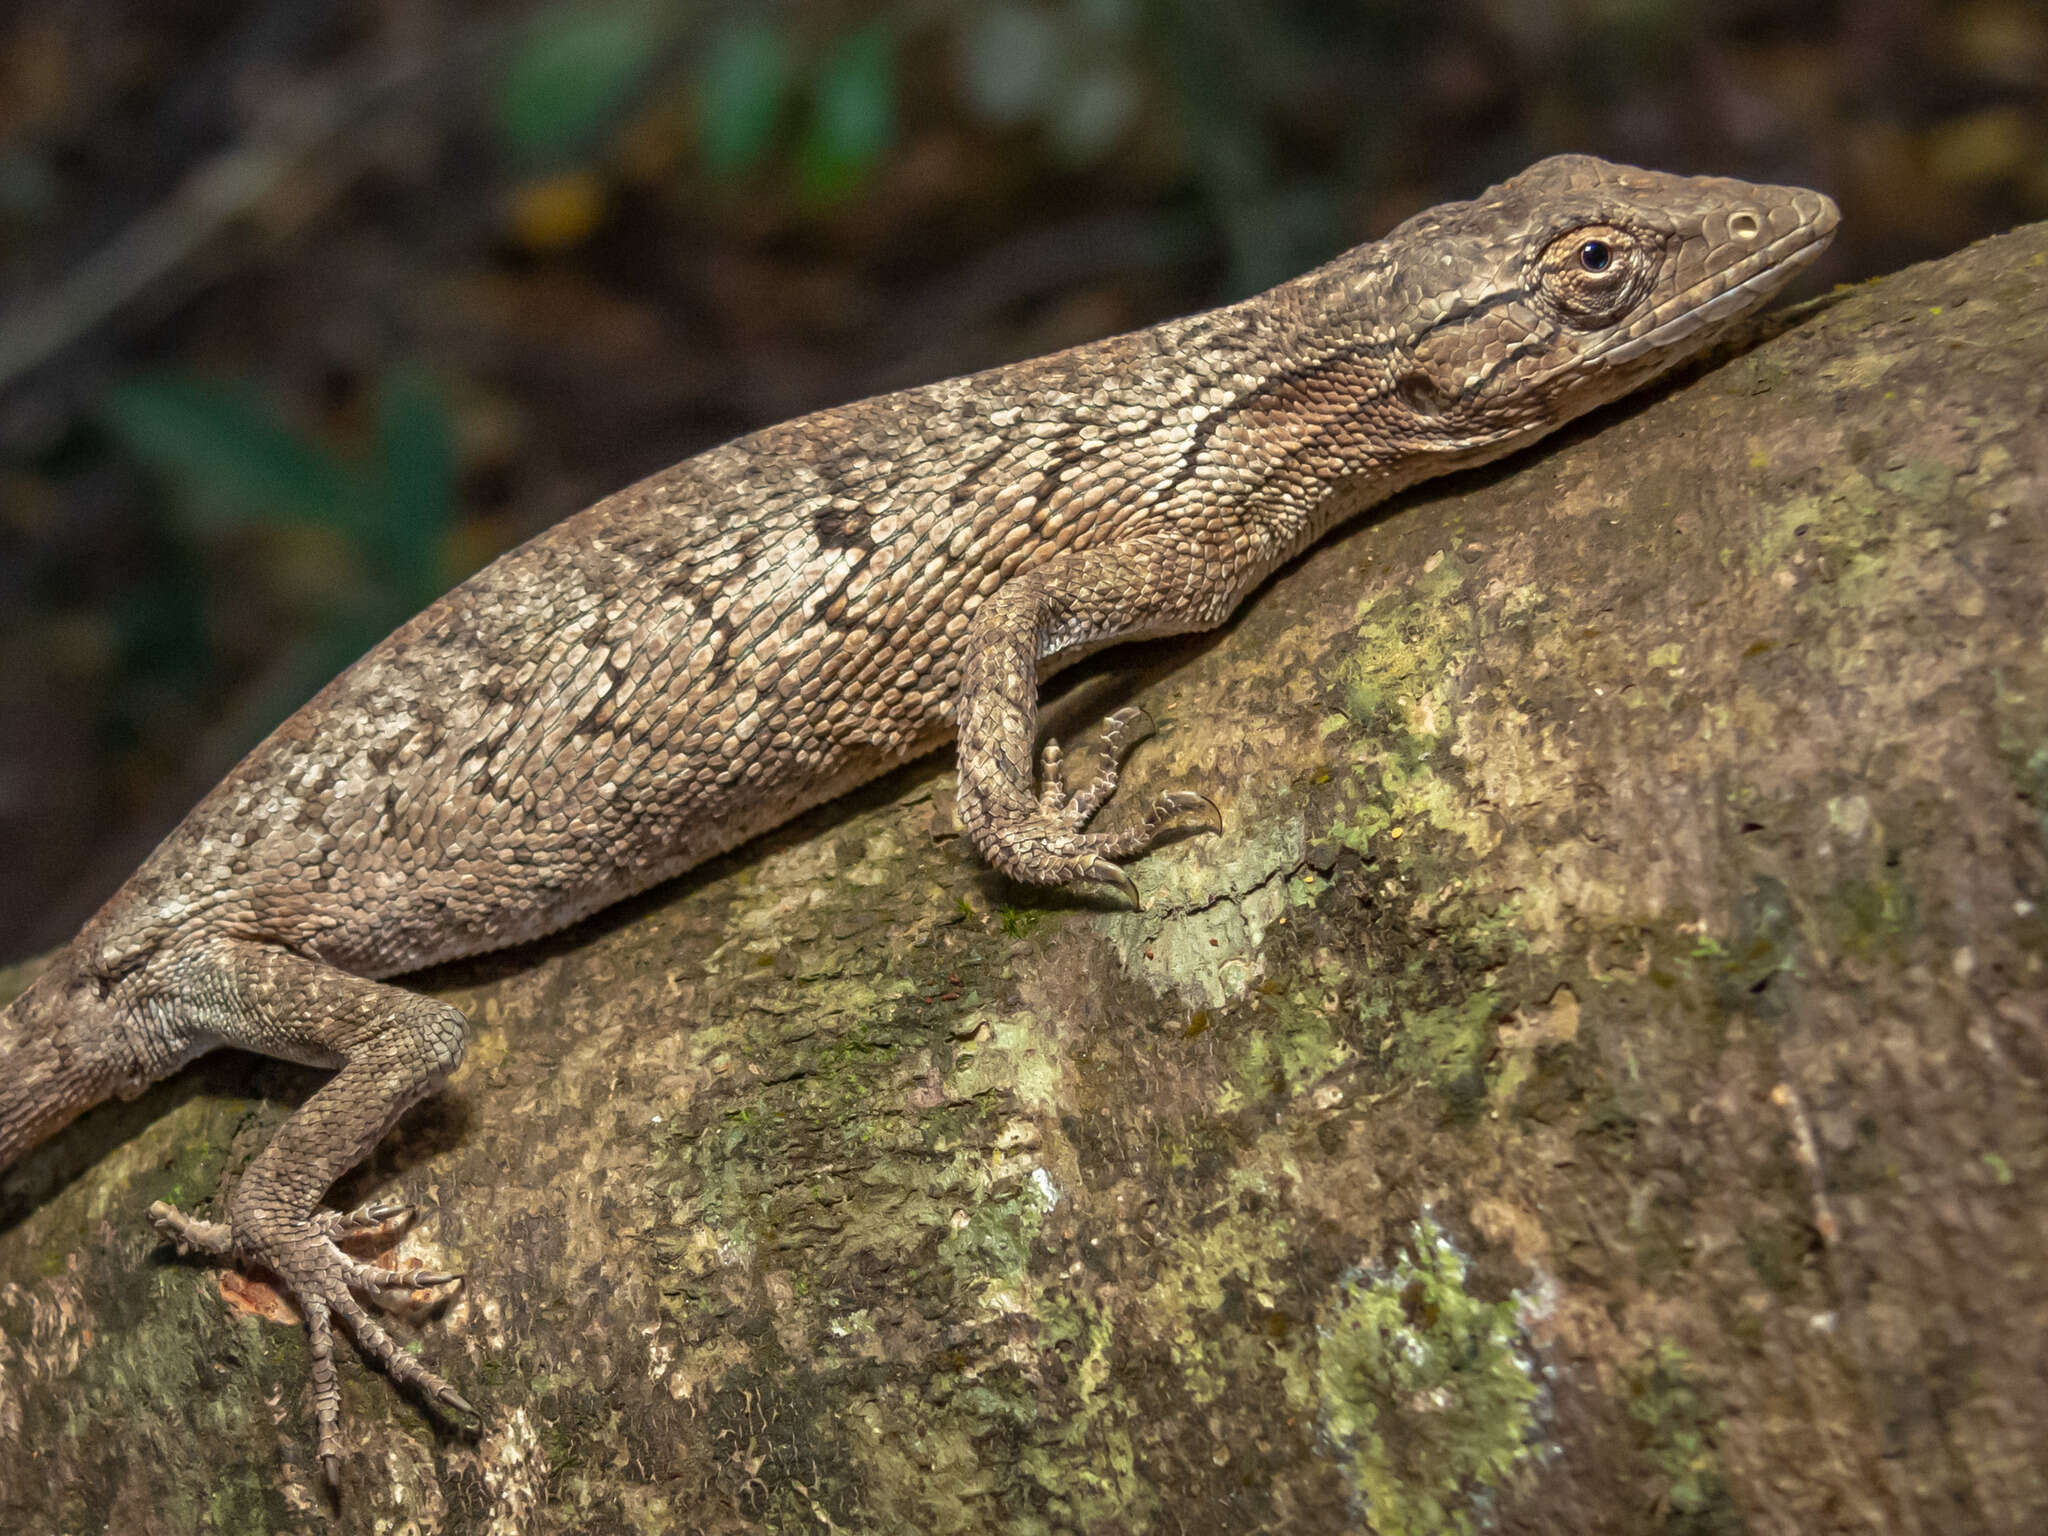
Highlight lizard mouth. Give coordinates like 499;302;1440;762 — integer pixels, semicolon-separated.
1585;207;1839;372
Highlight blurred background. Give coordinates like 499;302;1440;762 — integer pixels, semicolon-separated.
0;0;2041;962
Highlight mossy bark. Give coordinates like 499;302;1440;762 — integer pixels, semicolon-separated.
4;224;2045;1536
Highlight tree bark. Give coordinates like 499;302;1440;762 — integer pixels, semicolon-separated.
3;223;2044;1536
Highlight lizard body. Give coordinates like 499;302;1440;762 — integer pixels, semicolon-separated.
0;155;1836;1480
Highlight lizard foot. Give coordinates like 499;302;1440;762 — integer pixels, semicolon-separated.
993;706;1222;904
148;1196;472;1487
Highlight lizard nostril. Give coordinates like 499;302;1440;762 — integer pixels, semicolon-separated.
1728;210;1761;241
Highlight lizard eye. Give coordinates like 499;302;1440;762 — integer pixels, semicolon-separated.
1538;223;1644;326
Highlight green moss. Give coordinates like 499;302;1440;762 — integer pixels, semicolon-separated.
623;786;1124;1530
1333;587;1461;740
1724;874;1800;998
1231;971;1356;1107
1286;1215;1539;1535
936;1166;1055;1294
1312;586;1540;1113
1019;1294;1156;1530
1131;1179;1294;1408
1626;1344;1741;1533
1391;988;1501;1104
1823;874;1914;962
948;1009;1069;1115
1739;1210;1813;1293
203;1467;276;1532
999;905;1044;938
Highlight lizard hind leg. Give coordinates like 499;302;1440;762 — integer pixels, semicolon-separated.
141;939;474;1485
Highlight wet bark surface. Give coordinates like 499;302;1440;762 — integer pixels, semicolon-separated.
3;222;2044;1535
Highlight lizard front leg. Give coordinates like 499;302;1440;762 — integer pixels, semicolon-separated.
955;538;1227;903
140;939;470;1486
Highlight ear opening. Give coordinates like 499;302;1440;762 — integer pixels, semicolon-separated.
1395;370;1455;420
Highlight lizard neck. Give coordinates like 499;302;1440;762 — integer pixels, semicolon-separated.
1162;245;1563;577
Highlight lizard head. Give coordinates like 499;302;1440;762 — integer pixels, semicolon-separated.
1357;153;1838;461
0;945;152;1172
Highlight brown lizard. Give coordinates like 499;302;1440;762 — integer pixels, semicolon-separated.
0;155;1836;1482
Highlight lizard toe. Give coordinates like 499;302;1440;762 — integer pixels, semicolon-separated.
157;1189;474;1471
1050;706;1160;829
1153;789;1223;837
147;1199;234;1259
1092;705;1156;757
317;1198;417;1242
1059;790;1223;866
319;1279;473;1425
336;1253;463;1297
306;1298;345;1489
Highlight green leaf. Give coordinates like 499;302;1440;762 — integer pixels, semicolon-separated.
697;19;792;177
102;373;349;533
496;3;663;161
798;23;896;206
367;365;457;608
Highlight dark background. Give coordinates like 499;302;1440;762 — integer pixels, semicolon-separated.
1;0;2041;962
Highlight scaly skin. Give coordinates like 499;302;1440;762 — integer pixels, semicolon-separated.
0;155;1837;1483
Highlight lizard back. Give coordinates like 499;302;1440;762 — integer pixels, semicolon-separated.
86;302;1292;979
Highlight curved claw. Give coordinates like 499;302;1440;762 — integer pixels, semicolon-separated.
322;1201;418;1245
438;1385;478;1419
1157;790;1223;835
355;1265;462;1293
1084;856;1142;910
1101;704;1156;749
